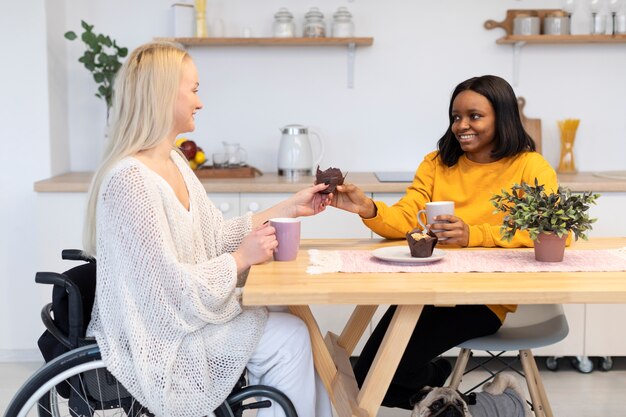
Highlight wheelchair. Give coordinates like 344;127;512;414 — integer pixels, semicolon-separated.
3;250;297;417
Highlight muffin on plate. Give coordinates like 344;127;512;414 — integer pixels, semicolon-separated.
406;228;438;258
315;165;347;194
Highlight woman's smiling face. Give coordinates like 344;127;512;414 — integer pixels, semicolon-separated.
173;57;203;135
451;90;497;163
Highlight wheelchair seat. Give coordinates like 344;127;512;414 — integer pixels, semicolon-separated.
4;250;297;417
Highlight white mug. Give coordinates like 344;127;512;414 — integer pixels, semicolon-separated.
417;201;455;240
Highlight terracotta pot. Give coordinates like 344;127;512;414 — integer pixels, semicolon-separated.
534;232;567;262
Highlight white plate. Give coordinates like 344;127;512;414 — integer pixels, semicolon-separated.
371;246;446;264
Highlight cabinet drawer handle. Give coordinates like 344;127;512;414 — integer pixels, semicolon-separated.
219;202;231;213
248;202;260;212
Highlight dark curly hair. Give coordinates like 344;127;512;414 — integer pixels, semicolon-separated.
436;75;536;167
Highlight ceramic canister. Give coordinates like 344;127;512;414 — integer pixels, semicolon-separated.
543;14;570;35
513;14;540;36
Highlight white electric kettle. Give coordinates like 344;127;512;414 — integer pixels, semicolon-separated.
277;124;324;178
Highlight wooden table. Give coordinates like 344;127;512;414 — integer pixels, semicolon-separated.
242;238;626;417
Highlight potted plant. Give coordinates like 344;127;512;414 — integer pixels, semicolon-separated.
65;21;128;120
490;179;600;262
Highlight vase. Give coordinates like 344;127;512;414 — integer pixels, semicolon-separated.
534;232;568;262
557;119;580;174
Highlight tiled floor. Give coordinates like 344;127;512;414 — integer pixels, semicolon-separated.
2;357;625;416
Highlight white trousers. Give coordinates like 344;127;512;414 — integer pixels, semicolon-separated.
246;311;333;417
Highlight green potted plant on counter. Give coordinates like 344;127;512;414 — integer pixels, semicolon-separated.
65;20;128;120
490;179;600;262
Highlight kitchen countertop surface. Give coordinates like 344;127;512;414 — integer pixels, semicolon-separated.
34;171;626;193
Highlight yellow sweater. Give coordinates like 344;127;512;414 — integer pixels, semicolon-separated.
363;150;559;321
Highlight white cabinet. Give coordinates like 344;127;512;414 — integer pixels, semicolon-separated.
586;193;626;237
208;193;240;219
584;305;626;356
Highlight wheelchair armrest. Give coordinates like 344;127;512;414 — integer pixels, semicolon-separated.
62;249;95;263
35;271;85;348
41;303;72;349
36;271;73;287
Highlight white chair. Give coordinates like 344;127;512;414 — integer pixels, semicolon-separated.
448;304;569;417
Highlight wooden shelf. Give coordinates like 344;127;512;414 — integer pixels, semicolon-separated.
155;36;374;88
155;37;374;47
497;34;626;44
496;34;626;85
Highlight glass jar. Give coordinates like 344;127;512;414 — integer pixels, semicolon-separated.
273;7;295;38
303;7;326;38
332;7;354;37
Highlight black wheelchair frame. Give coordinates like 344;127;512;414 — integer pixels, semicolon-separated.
3;250;297;417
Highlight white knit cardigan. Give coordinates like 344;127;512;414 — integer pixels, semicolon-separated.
87;152;267;417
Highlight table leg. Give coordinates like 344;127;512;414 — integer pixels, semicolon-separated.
357;305;424;416
338;305;378;355
289;305;368;417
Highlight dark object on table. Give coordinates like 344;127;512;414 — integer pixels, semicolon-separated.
406;228;438;258
194;165;262;179
315;165;346;194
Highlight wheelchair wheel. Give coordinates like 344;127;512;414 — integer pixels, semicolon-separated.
4;344;152;417
221;385;298;417
6;344;298;417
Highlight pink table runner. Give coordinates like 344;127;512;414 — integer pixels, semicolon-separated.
307;247;626;274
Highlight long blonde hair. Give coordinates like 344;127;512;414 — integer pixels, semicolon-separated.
83;41;189;255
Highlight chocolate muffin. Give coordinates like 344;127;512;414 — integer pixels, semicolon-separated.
315;166;346;194
406;228;438;258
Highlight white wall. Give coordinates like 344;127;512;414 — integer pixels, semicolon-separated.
61;0;626;173
0;0;52;360
1;0;625;358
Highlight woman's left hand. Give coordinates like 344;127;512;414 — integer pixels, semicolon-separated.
430;214;469;247
290;183;333;217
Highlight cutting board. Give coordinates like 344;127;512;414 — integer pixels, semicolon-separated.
484;9;562;35
194;165;262;179
518;97;542;154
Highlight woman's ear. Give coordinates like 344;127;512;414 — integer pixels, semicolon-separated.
409;386;434;407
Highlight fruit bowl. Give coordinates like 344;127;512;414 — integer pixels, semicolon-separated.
175;138;206;170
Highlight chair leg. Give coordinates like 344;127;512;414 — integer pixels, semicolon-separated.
448;348;471;389
519;349;548;417
526;350;554;417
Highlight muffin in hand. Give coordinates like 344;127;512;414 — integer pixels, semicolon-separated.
406;228;438;258
315;166;347;194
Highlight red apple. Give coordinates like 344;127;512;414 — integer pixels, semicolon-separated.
179;140;197;160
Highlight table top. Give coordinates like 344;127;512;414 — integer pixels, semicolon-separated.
242;238;626;306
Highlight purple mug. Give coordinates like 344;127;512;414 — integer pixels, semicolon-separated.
270;218;301;261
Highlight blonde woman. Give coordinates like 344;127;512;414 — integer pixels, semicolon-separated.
84;41;332;417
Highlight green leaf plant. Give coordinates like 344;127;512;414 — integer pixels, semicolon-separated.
65;20;128;120
490;179;600;242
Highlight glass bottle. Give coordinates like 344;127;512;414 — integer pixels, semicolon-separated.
332;7;354;37
303;7;326;38
273;7;295;38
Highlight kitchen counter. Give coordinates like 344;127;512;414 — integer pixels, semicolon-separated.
34;171;626;193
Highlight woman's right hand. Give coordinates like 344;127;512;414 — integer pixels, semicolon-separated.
232;223;278;272
332;183;377;219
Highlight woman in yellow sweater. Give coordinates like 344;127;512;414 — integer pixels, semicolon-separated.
332;75;558;409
